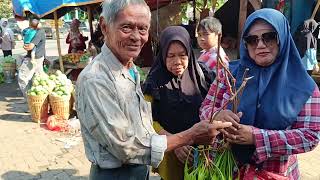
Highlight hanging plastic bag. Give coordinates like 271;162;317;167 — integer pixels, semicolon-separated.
301;48;317;71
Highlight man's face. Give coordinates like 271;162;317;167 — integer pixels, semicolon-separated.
100;4;150;65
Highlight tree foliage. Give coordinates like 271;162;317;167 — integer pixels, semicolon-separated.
0;0;13;18
181;0;227;22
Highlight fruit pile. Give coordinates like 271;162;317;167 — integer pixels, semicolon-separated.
79;52;91;62
62;53;83;64
50;70;73;98
27;74;55;96
3;55;15;63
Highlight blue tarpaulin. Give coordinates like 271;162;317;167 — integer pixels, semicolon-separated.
12;0;190;19
12;0;103;19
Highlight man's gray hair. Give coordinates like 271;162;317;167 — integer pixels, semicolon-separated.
101;0;151;25
197;16;222;34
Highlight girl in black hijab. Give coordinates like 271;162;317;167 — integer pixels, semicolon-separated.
143;26;211;180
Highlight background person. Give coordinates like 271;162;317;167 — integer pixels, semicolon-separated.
0;18;15;57
90;23;104;54
76;0;232;179
197;16;229;73
66;19;88;53
200;8;320;179
22;19;39;63
18;19;46;111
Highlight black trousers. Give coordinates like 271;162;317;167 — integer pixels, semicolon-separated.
3;50;12;57
89;164;149;180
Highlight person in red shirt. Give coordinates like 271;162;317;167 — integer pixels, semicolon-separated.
66;19;88;53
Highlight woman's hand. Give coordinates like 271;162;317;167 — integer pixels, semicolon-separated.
225;124;255;145
214;110;242;129
174;145;193;164
214;110;242;140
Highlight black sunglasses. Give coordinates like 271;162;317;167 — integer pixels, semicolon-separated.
244;31;279;48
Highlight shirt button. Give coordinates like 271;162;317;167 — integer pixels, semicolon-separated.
126;129;134;137
257;103;261;108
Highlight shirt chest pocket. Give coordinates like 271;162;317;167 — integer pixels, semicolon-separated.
117;78;138;102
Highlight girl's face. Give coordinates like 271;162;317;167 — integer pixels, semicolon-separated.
2;21;7;28
165;41;189;76
197;29;219;50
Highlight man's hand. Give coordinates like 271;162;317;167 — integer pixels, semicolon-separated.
24;43;35;51
166;120;232;152
191;120;232;145
174;145;193;164
225;124;255;145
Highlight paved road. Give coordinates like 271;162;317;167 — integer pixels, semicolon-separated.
0;39;70;58
0;81;160;180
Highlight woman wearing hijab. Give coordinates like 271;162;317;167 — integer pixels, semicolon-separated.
200;9;320;179
66;19;89;80
66;19;88;53
0;18;15;57
143;26;212;180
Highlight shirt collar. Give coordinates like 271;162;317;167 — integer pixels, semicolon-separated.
101;44;136;83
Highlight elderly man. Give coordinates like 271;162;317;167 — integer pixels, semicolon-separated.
76;0;232;179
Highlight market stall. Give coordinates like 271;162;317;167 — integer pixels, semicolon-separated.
12;0;104;73
12;0;200;71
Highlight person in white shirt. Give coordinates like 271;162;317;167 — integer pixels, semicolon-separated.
0;18;14;57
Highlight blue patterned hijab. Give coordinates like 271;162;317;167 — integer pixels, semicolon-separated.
231;8;316;163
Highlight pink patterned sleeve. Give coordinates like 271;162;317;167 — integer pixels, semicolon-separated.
199;78;230;121
253;87;320;163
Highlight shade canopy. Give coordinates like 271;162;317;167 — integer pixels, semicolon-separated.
12;0;191;19
12;0;103;19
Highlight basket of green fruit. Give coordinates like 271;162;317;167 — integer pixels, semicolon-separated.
27;74;55;123
27;93;49;123
2;56;16;83
48;70;74;120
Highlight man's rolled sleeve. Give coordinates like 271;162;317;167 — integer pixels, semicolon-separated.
150;134;167;168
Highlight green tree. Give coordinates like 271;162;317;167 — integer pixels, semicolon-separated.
0;0;13;18
181;0;227;23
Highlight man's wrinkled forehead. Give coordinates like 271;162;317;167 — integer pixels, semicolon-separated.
117;5;150;20
248;20;274;35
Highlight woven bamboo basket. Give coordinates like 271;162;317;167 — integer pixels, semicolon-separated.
2;62;16;71
49;94;72;120
27;94;49;123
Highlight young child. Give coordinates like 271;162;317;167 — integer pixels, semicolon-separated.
196;16;229;79
22;19;39;64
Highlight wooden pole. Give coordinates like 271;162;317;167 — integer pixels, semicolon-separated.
211;0;217;13
193;0;196;22
87;6;93;38
54;11;64;73
248;0;262;10
311;0;320;19
237;0;248;57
